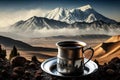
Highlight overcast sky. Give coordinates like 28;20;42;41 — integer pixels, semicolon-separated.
0;0;120;27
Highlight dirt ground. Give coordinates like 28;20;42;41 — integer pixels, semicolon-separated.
5;36;110;64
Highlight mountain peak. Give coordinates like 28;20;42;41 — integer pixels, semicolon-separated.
45;7;69;21
45;4;117;23
78;4;92;11
55;7;63;9
53;7;65;11
31;16;38;19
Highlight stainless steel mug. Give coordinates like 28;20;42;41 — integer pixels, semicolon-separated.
56;40;94;75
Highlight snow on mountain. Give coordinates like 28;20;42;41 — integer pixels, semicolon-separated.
10;15;120;33
10;16;69;31
77;4;92;11
45;4;117;24
86;13;97;23
45;7;69;21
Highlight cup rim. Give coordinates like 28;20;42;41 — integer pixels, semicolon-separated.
56;40;87;48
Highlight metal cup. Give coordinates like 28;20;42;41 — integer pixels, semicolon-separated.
56;40;94;75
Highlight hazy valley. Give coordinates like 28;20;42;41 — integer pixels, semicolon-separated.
1;34;119;64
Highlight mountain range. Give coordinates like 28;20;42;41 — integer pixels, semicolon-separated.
45;5;116;23
10;5;120;32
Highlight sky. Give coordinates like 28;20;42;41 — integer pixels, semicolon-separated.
0;0;120;27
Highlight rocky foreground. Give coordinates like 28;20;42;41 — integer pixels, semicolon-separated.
0;55;120;80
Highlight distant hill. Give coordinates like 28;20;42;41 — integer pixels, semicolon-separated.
51;34;111;39
0;35;32;49
93;35;120;64
0;35;57;52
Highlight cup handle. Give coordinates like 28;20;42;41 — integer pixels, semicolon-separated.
83;47;94;65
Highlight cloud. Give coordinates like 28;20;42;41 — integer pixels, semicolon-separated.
0;27;119;39
0;9;48;27
16;28;120;38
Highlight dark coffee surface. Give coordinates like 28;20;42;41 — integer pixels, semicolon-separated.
59;43;82;47
57;41;84;47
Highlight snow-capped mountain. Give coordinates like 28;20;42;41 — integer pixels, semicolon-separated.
10;4;120;33
10;16;120;32
10;16;69;31
45;5;116;23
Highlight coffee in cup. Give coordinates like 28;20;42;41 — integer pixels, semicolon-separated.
56;40;94;75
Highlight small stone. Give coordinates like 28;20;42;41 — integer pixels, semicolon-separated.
10;72;19;79
13;67;24;75
25;70;31;76
10;56;26;67
106;69;115;75
1;69;9;77
29;62;36;69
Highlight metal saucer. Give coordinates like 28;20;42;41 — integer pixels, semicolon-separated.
41;57;98;77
